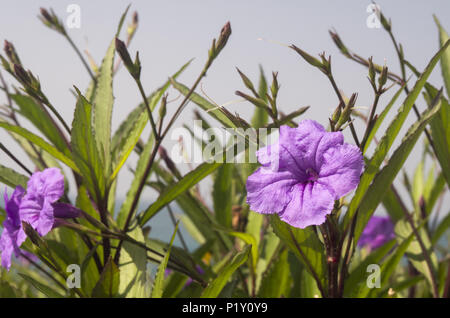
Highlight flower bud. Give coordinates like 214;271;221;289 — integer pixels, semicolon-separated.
39;8;66;35
329;30;351;58
236;67;257;96
290;45;329;75
378;65;388;88
368;57;376;84
115;38;140;79
4;40;21;66
379;11;391;32
336;93;357;130
215;21;232;55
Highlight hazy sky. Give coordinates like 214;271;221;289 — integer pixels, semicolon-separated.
0;0;449;216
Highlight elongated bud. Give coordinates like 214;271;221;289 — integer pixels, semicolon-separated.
331;101;343;123
271;71;279;100
368;57;376;84
39;8;66;35
379;11;391;32
4;40;21;66
159;94;167;120
290;45;329;75
235;90;270;110
127;11;139;39
22;221;44;247
378;65;388;88
215;21;231;54
115;38;140;79
236;67;258;96
329;30;351;58
0;55;12;73
336;93;357;129
13;64;31;85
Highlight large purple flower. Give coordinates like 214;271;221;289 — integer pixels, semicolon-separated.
358;216;395;250
0;168;80;270
246;120;363;229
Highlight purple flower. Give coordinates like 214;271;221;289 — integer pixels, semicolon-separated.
246;120;363;229
0;168;80;270
358;216;395;250
0;186;27;270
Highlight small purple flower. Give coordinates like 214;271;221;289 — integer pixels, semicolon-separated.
358;216;395;250
0;168;80;270
246;120;363;229
0;186;27;270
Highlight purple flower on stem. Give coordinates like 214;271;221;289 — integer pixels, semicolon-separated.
246;120;364;229
358;216;395;250
0;168;80;270
0;186;27;270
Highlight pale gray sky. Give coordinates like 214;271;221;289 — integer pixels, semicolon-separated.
0;1;449;222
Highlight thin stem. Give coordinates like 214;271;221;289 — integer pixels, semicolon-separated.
136;80;159;140
360;92;381;150
327;74;361;148
65;34;96;82
0;142;32;175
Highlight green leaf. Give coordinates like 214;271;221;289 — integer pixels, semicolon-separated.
19;273;65;298
432;211;450;245
0;122;79;173
368;232;415;298
258;248;290;297
0;164;28;188
201;245;251;298
171;79;237;128
139;162;222;226
92;38;115;176
213;164;233;228
11;94;69;155
118;226;150;297
394;219;438;288
71;89;105;201
152;222;179;298
251;66;269;128
354;96;443;243
344;40;450;228
363;84;405;154
423;84;450;187
270;214;326;290
92;257;120;298
434;16;450;97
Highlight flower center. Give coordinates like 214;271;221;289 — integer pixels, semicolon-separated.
306;168;319;182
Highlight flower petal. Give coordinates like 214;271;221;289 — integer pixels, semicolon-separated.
246;167;297;214
318;143;364;198
279;181;335;228
36;199;55;236
26;168;64;203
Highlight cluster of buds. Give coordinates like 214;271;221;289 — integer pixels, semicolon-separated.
368;57;390;94
330;93;358;131
38;8;67;36
235;67;281;122
290;45;331;75
115;38;141;80
13;64;47;103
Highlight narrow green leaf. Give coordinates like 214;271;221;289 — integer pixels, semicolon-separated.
71;89;105;201
19;273;65;298
434;16;450;97
213;164;233;228
139;162;222;226
119;226;150;297
0;164;28;188
201;245;251;298
258;248;290;297
152;222;179;298
0;122;79;173
11;94;69;155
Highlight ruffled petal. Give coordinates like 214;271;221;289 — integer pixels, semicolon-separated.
318;143;364;198
36;199;55;236
246;167;297;214
40;168;65;202
279;181;335;228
